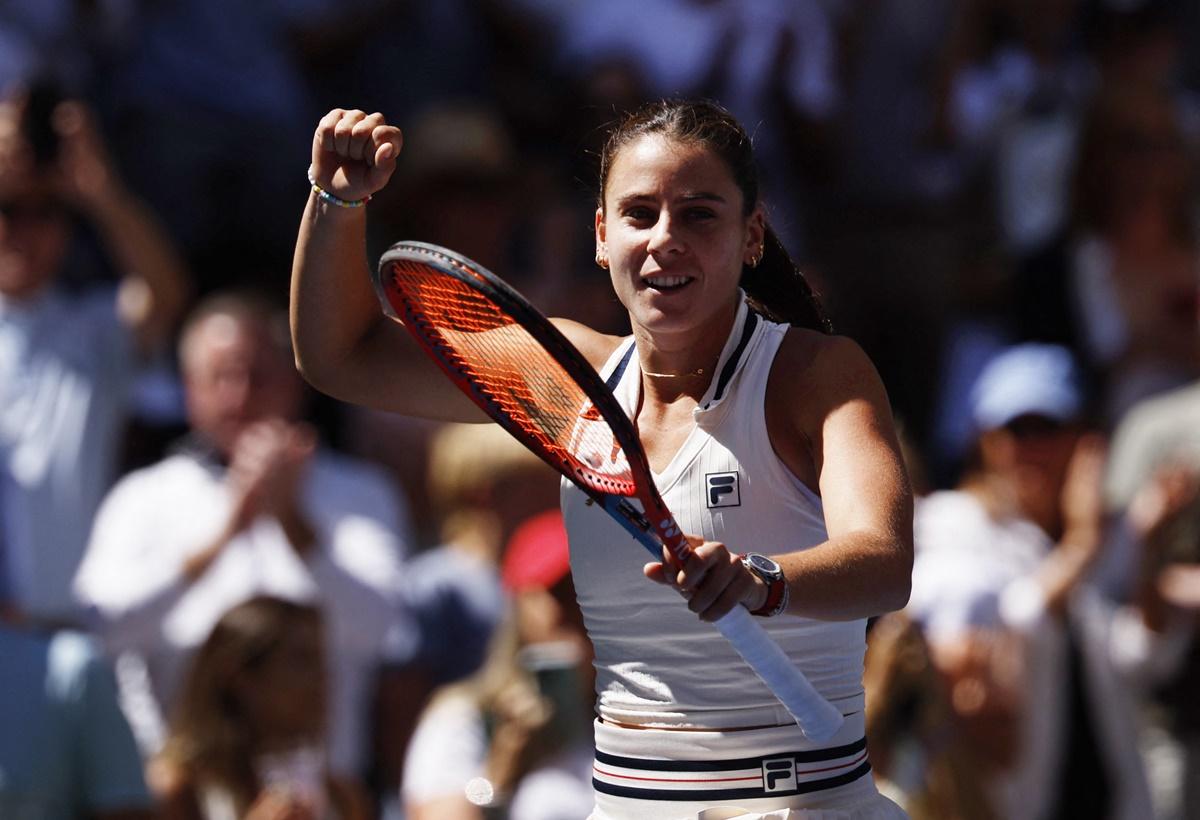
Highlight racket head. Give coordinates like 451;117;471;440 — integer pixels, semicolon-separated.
373;241;651;501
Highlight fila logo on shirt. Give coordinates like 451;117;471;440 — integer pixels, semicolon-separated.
761;757;797;793
706;471;741;508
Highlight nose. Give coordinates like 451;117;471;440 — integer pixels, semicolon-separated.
646;211;683;256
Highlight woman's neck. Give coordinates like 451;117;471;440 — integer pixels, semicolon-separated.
632;296;740;404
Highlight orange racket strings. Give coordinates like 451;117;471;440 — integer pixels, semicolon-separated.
387;260;637;496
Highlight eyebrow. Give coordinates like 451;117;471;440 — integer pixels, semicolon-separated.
615;191;728;208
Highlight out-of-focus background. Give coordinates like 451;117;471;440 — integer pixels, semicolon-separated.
1;0;1199;818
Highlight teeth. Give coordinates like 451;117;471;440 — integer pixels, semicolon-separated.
645;275;690;288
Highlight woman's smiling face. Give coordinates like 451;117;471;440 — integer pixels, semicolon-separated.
596;134;763;340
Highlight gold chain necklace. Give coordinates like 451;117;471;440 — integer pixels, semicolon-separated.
641;367;706;378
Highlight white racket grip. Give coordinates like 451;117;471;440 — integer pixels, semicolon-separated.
714;606;845;742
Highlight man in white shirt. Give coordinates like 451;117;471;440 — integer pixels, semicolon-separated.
75;291;413;780
0;89;190;626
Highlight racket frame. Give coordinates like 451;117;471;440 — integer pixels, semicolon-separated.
373;240;845;741
375;241;678;559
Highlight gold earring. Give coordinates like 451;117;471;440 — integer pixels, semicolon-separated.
748;246;764;268
596;252;609;269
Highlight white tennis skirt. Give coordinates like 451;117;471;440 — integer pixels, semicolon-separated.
588;711;908;820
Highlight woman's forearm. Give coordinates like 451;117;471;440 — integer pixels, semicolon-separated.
290;193;382;402
776;530;912;621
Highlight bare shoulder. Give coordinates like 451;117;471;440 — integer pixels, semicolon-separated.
770;329;886;412
766;330;891;489
550;317;626;372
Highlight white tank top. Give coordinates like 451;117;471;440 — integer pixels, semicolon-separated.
562;299;867;728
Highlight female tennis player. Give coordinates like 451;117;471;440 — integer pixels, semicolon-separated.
291;100;913;819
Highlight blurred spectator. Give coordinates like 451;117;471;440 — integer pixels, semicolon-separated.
814;0;975;455
103;0;373;289
1106;369;1200;518
908;343;1190;819
500;0;841;253
1106;372;1200;819
0;545;153;820
946;0;1095;260
863;612;997;819
372;421;562;811
153;596;370;819
0;86;190;626
371;100;616;330
925;228;1019;483
0;626;155;819
397;421;560;688
402;510;594;820
1068;79;1200;422
834;0;963;207
1090;0;1193;105
0;2;134;96
74;291;411;781
298;0;499;134
371;103;525;293
347;99;624;540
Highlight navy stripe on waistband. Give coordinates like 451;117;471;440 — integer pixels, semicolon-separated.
594;735;866;773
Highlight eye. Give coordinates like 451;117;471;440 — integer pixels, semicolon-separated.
685;207;716;221
623;206;655;223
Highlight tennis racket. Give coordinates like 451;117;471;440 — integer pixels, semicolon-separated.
373;241;845;741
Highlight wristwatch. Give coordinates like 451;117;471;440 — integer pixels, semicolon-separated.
741;553;789;617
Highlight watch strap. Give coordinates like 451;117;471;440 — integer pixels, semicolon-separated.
742;553;789;617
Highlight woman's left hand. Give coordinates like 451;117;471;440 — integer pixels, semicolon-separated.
644;536;767;621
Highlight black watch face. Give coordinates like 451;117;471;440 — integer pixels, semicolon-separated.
747;553;780;575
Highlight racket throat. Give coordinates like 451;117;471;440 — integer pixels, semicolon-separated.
597;496;663;558
615;498;653;534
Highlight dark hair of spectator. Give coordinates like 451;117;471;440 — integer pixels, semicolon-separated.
158;596;325;812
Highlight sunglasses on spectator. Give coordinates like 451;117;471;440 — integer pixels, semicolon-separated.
1003;414;1071;438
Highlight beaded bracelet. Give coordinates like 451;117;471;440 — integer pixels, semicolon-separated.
307;168;371;208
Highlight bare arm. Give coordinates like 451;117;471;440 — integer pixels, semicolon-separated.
650;333;913;622
54;101;191;352
290;108;486;421
550;317;623;371
771;334;913;619
1034;435;1108;619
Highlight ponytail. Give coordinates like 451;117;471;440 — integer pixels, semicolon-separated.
741;226;832;333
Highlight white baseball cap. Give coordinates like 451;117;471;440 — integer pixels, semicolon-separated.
969;343;1084;431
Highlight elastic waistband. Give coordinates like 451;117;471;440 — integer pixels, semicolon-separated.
596;691;866;731
591;715;871;803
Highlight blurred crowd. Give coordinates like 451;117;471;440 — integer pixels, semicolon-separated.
1;0;1199;818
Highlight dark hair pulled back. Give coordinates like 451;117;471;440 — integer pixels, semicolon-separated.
598;99;831;333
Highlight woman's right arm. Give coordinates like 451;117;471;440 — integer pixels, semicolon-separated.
290;108;486;421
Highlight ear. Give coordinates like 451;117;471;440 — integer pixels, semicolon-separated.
594;206;607;251
742;205;766;267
